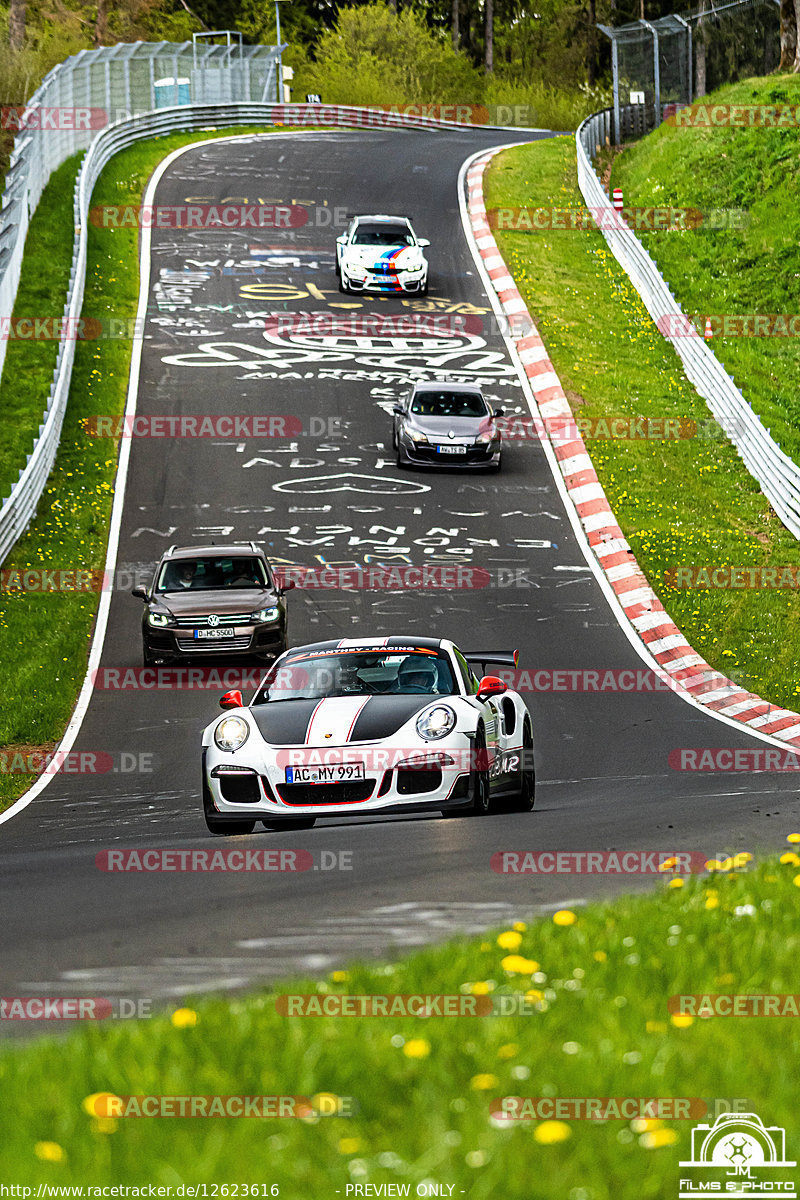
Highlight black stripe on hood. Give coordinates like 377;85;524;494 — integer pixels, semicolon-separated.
349;695;440;742
250;700;318;745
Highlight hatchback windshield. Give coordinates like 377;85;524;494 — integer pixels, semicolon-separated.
157;557;269;592
352;223;414;247
255;649;457;702
410;391;488;418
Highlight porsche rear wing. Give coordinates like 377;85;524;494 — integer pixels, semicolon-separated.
463;649;519;676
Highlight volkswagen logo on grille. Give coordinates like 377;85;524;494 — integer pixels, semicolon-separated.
207;614;220;627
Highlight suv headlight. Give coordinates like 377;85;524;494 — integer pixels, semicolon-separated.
416;705;456;741
407;427;428;444
148;611;173;627
251;606;279;622
214;716;250;752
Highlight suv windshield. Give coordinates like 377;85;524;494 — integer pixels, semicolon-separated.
410;391;488;418
352;223;414;247
157;556;269;592
255;649;456;702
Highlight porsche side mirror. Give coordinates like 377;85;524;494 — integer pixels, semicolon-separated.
220;690;243;710
417;238;430;247
131;586;148;601
476;675;507;702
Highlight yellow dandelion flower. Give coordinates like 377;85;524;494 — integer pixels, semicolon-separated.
402;1038;431;1059
705;896;719;909
330;970;349;983
470;1073;499;1090
338;1137;362;1154
631;1117;663;1133
171;1007;198;1028
34;1142;65;1163
667;878;684;889
90;1118;118;1135
553;910;576;926
646;1020;667;1033
593;950;607;962
658;856;679;872
500;955;539;974
640;1128;679;1149
780;853;800;866
793;875;800;889
533;1120;571;1144
512;921;527;931
82;1093;119;1118
497;930;522;950
704;859;724;872
787;833;800;844
470;980;493;994
497;1043;518;1059
670;1013;694;1028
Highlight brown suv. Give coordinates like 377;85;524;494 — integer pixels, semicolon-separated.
133;543;292;666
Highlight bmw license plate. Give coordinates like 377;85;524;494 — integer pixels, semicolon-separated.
286;764;366;784
437;445;467;455
194;627;235;639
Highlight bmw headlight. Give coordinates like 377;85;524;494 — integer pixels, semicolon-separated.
405;263;422;273
214;716;250;752
407;427;429;444
148;611;173;627
416;705;456;741
251;606;279;622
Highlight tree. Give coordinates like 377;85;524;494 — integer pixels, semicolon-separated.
9;0;26;51
485;0;493;70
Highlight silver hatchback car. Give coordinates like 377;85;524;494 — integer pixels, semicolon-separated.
392;382;503;470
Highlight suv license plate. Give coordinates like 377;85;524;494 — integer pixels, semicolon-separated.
194;627;235;639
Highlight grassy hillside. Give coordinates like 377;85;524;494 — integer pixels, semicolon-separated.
612;74;800;464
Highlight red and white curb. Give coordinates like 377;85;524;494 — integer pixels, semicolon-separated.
466;148;800;748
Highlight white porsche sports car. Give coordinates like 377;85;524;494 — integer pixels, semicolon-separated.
201;636;534;834
335;215;429;295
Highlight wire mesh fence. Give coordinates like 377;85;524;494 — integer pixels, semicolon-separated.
599;0;780;143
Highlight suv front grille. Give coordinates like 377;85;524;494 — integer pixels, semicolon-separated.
176;635;252;652
175;613;252;627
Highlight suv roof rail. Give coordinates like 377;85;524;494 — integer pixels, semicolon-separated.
166;545;177;555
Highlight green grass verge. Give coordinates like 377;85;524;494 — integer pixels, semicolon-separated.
484;136;800;710
0;154;82;502
1;849;799;1193
0;126;277;813
611;74;800;466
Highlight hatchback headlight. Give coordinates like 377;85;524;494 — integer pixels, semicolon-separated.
407;427;429;444
476;426;497;445
251;606;279;622
416;705;456;741
214;716;250;752
148;611;173;627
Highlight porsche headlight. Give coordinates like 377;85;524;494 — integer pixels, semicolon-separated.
416;705;456;741
148;611;173;627
251;606;279;622
214;716;250;752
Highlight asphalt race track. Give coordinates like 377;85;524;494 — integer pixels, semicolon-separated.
1;128;798;1016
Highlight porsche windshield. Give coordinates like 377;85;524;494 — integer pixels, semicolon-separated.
255;650;457;702
352;223;414;247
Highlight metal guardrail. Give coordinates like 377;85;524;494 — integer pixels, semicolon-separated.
576;106;800;540
0;99;526;566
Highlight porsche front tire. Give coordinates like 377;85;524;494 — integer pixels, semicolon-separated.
456;727;491;816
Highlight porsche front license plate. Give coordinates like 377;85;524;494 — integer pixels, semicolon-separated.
285;764;366;784
194;627;235;639
437;445;467;455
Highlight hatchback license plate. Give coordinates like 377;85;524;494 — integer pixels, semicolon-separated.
437;444;467;455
